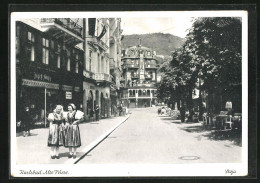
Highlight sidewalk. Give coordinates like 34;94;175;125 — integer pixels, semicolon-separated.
16;115;130;164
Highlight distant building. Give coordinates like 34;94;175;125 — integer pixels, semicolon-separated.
120;45;160;108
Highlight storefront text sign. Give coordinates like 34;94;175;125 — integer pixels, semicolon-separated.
65;91;72;99
34;72;52;82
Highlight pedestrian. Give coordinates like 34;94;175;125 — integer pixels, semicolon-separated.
144;102;147;108
161;107;166;115
89;107;94;121
95;105;100;121
64;103;84;159
21;106;32;137
47;105;65;159
157;107;161;115
118;104;123;116
180;106;185;123
113;105;117;117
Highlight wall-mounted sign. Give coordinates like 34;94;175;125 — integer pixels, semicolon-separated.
22;79;59;89
66;91;72;99
33;72;52;82
62;85;73;91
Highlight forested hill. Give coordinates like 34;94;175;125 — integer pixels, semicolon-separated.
121;33;185;56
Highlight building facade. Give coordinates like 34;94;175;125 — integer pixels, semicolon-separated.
120;45;159;108
16;18;123;124
16;19;84;126
82;18;123;120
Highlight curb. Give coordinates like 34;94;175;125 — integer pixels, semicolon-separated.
64;114;130;164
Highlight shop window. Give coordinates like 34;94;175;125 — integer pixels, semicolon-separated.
42;38;49;65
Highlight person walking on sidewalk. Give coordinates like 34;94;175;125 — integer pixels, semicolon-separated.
47;105;65;159
95;105;100;121
64;103;84;159
180;106;186;123
21;106;32;137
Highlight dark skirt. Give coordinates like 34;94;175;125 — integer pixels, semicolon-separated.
47;123;64;147
63;124;81;148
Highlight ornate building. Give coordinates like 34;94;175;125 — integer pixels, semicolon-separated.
120;45;159;108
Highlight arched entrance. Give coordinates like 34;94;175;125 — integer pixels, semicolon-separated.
101;92;105;118
87;90;94;118
95;90;99;107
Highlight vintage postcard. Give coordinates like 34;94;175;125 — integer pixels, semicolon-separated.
10;10;248;177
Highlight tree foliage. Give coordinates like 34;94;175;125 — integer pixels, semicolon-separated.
157;17;242;112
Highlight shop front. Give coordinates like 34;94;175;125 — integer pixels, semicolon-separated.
19;78;60;127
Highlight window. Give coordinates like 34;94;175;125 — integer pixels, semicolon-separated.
16;25;21;37
50;40;55;49
89;50;92;71
75;53;79;73
16;25;21;58
67;58;71;71
75;62;79;73
56;44;61;68
27;31;35;61
28;32;35;42
98;53;100;72
42;38;49;64
57;55;61;68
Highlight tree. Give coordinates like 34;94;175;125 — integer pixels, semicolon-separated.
157;17;242;120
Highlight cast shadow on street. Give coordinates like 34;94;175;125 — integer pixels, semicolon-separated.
16;132;38;137
180;125;242;146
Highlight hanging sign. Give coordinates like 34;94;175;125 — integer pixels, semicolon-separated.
66;91;72;99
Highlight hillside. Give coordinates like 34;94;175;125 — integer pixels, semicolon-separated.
121;33;185;56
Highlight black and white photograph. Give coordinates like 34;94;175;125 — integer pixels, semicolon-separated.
10;10;248;177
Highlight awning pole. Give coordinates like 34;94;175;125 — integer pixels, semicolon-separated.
44;88;47;128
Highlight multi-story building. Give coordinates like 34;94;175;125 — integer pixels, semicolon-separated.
16;18;84;126
120;45;159;108
82;18;122;120
16;17;123;124
109;18;123;114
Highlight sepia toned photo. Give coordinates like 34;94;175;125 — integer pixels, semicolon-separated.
10;10;248;177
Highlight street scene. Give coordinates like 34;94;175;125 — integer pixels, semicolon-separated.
13;13;243;168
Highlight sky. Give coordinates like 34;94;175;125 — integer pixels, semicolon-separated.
121;17;194;38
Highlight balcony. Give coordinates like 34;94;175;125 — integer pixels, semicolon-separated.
87;37;108;51
122;64;139;69
83;70;95;80
145;74;153;79
131;74;139;79
145;64;158;69
95;73;112;83
40;18;84;45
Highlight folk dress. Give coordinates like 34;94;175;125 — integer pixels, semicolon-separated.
63;111;82;148
47;112;65;147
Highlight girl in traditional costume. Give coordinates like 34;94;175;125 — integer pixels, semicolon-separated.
47;105;65;159
64;103;84;159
